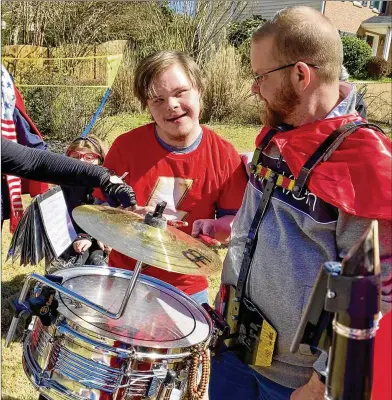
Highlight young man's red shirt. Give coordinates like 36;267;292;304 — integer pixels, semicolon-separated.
96;123;247;295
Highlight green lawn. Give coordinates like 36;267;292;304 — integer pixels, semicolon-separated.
1;219;46;400
1;114;260;400
101;112;260;153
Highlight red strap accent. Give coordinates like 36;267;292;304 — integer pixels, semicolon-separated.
198;234;221;247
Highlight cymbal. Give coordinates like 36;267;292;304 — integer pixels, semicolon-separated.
72;205;222;276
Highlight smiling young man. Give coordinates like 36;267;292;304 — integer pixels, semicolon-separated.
98;51;247;304
209;6;391;400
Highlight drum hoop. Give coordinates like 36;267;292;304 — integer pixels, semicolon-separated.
53;266;212;348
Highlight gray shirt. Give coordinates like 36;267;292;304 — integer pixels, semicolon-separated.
222;83;392;388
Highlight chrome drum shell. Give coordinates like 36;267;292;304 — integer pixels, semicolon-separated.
22;266;212;399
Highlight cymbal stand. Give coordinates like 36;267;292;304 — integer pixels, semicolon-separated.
5;268;141;347
109;202;168;319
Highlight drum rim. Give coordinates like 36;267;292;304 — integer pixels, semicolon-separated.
52;266;212;348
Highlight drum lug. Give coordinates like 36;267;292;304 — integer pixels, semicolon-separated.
20;329;30;343
155;370;177;400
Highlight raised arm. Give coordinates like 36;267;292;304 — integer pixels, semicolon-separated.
2;136;108;187
1;137;136;207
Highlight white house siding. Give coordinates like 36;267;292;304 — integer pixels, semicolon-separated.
240;0;323;20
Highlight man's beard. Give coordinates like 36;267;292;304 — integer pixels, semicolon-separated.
260;81;299;128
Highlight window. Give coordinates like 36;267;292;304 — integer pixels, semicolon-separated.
370;1;387;12
366;35;374;47
370;1;380;9
365;33;379;56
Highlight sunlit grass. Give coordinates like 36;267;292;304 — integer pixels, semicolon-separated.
102;112;260;153
1;217;45;400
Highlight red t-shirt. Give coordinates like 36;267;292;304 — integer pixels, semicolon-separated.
97;123;247;295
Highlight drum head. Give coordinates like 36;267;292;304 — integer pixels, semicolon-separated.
55;267;211;349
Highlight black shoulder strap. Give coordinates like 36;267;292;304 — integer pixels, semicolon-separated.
249;129;279;174
293;122;385;197
232;129;279;321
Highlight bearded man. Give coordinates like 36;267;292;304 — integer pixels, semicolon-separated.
209;6;391;400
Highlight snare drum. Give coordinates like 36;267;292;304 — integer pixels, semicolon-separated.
23;266;212;400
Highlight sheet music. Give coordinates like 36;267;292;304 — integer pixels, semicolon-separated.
38;188;77;257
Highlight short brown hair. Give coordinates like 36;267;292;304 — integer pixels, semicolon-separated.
134;51;205;109
252;6;343;83
66;134;107;164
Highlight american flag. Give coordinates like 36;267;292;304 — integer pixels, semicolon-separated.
2;64;23;231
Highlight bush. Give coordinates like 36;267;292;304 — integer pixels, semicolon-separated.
234;95;262;125
14;59;109;144
21;87;55;137
228;16;264;68
228;16;264;48
202;45;252;122
21;85;106;144
366;56;388;80
106;47;143;115
341;35;372;78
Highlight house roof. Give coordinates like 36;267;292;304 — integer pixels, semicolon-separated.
362;16;392;25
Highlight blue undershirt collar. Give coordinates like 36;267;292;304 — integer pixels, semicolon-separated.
154;126;203;154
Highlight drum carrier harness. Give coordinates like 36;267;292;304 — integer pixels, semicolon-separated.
211;121;385;366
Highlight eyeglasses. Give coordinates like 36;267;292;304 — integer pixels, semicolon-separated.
68;151;100;162
253;63;321;85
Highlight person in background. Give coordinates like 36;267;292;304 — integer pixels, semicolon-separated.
209;6;391;400
96;50;248;305
339;64;367;118
61;135;111;266
1;136;137;215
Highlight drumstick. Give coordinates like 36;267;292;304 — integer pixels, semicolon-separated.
199;234;221;247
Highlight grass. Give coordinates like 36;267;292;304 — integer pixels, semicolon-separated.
350;77;392;83
101;112;260;153
1;114;259;399
1;219;45;400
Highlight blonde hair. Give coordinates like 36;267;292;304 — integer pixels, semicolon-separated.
66;134;107;164
252;6;343;84
134;51;205;109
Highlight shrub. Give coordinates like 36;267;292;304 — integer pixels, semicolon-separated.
341;35;372;78
202;45;252;122
51;88;105;141
21;87;55;137
228;16;264;48
106;47;143;115
234;94;262;125
21;85;106;144
366;56;388;80
15;59;108;144
228;16;264;68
